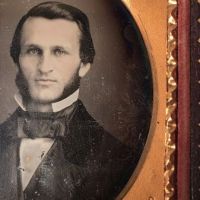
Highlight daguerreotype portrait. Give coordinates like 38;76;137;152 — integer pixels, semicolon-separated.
0;0;161;199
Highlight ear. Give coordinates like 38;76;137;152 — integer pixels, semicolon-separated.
78;63;91;78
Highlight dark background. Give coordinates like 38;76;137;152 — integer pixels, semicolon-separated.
0;0;153;155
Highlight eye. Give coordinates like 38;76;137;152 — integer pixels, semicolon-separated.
26;48;42;55
53;48;68;56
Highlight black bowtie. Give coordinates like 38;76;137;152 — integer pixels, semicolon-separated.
17;104;76;139
22;117;67;139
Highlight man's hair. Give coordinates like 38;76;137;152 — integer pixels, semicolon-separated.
10;1;95;65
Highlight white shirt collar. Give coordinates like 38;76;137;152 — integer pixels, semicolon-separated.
14;89;80;113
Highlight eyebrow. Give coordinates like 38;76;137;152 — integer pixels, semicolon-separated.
22;44;70;50
21;44;42;49
52;45;67;50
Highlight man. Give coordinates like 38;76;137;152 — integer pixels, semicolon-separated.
0;2;135;200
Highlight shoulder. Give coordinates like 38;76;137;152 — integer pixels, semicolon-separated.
71;100;128;144
70;100;134;162
70;100;105;135
72;100;100;124
0;109;18;139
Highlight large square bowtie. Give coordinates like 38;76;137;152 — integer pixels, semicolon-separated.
17;104;76;138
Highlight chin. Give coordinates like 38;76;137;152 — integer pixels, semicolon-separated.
31;90;63;104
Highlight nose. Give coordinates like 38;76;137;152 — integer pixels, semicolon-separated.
38;53;53;74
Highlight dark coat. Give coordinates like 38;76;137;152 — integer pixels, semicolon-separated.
0;100;135;200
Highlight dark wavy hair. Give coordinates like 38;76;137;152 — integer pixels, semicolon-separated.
10;1;95;65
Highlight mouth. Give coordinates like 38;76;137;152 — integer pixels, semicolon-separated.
35;78;57;86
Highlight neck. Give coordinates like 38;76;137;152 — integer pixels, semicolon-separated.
26;101;53;113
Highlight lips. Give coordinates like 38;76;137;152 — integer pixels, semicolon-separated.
35;78;57;86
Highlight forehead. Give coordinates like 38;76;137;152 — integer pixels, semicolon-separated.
20;17;81;47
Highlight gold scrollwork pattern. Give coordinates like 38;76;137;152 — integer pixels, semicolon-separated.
165;0;177;200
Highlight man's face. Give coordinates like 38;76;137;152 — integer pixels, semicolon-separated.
19;17;90;103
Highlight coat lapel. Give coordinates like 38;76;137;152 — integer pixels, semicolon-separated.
23;139;86;200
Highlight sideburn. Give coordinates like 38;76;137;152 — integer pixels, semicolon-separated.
57;72;81;102
15;69;31;105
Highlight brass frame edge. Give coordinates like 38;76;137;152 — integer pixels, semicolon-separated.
165;0;177;199
118;1;160;199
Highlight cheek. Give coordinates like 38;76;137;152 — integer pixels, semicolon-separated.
60;67;79;85
19;57;38;78
57;58;80;80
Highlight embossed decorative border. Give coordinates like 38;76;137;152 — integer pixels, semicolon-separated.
165;0;177;199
